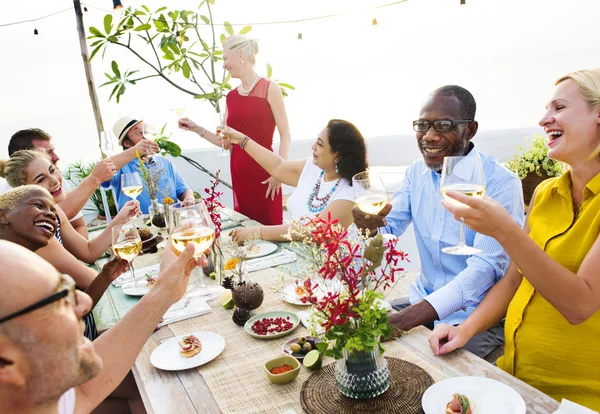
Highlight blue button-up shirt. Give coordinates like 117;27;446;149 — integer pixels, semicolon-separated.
101;156;190;214
382;146;524;326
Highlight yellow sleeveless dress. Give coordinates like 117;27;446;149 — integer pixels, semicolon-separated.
497;171;600;410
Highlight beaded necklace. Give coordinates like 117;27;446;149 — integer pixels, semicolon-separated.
307;171;341;213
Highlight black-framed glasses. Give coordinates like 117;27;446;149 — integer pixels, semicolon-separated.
0;274;77;325
413;119;473;133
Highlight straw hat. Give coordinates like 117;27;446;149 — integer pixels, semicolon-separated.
113;116;143;144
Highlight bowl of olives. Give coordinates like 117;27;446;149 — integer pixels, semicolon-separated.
282;336;321;360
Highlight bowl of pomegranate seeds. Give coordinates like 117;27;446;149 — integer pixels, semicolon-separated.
244;311;300;339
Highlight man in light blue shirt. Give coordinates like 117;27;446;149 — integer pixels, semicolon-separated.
353;86;524;358
102;116;194;213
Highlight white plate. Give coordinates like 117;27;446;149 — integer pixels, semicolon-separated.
422;376;526;414
281;284;311;306
122;283;152;296
243;241;278;259
150;331;225;371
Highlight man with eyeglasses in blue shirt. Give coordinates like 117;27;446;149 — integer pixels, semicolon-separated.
0;240;205;414
352;85;524;359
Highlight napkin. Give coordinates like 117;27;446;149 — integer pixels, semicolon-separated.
245;250;298;272
554;399;598;414
157;297;212;327
297;310;326;335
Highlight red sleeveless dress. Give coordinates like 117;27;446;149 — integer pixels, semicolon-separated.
226;78;283;225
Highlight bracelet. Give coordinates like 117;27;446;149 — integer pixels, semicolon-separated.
259;225;264;240
200;127;206;138
240;136;251;150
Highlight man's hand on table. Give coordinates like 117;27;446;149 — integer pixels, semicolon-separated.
388;300;439;338
352;203;392;236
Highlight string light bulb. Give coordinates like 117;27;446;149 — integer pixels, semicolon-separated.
297;33;302;40
372;18;378;25
113;0;123;10
460;0;466;4
33;28;39;35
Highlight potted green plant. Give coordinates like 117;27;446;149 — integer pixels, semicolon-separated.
506;134;563;205
291;215;409;399
64;160;117;219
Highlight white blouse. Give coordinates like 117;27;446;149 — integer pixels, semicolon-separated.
286;158;353;220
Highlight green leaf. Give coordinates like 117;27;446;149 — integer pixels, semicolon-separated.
153;18;166;32
109;83;120;101
182;60;191;78
266;63;272;78
207;0;215;4
195;93;214;100
239;25;252;34
111;61;121;78
89;44;104;61
200;15;210;25
155;6;167;13
278;82;295;90
163;52;175;61
224;21;234;35
134;23;152;31
88;26;105;38
133;10;146;16
316;342;328;354
160;140;181;157
142;5;150;12
103;14;113;34
220;33;226;45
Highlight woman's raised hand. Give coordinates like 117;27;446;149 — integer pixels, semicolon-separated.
178;117;199;132
113;200;140;225
221;126;246;145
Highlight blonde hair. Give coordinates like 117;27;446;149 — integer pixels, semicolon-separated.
0;185;50;211
0;150;49;188
223;35;259;64
555;68;600;160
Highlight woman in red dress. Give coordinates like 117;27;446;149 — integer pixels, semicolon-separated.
180;35;291;225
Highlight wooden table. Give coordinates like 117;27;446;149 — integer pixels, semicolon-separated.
92;209;560;414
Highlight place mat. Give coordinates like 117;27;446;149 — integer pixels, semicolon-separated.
300;357;434;414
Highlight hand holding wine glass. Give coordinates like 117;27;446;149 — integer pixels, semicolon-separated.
112;224;143;287
169;200;221;297
352;170;388;215
439;155;486;255
215;111;229;157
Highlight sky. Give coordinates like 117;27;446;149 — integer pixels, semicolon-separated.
1;0;599;165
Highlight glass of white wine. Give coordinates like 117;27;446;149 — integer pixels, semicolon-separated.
215;111;229;157
121;172;143;221
169;200;220;297
440;155;486;255
352;171;388;215
112;224;142;287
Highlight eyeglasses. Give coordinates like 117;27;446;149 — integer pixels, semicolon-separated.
0;274;78;325
413;119;473;133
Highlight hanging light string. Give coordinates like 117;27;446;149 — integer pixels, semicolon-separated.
3;0;409;30
0;7;72;28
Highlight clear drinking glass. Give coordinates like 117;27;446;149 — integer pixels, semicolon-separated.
121;172;143;221
352;171;388;215
169;200;221;297
100;131;116;157
112;224;142;287
215;111;229;157
142;122;160;140
439;155;486;255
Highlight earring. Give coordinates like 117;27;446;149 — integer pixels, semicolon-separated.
335;163;339;174
241;59;245;64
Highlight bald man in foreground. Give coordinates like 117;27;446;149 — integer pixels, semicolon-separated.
0;240;204;414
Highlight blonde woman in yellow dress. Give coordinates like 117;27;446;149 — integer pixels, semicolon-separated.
428;69;600;410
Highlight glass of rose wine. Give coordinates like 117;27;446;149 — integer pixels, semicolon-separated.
112;224;142;287
352;170;388;215
169;200;220;297
439;155;486;255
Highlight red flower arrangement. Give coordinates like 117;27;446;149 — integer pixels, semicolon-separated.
203;171;224;238
295;213;409;359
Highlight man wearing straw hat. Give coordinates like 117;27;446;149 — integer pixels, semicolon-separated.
102;116;194;214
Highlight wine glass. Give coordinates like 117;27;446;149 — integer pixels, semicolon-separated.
142;122;160;140
352;171;388;215
121;172;143;221
100;131;116;158
169;200;221;297
439;155;486;255
215;111;229;157
112;224;142;287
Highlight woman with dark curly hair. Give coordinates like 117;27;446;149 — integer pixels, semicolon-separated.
223;119;368;244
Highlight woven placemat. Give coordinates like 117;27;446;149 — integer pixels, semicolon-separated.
300;357;433;414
